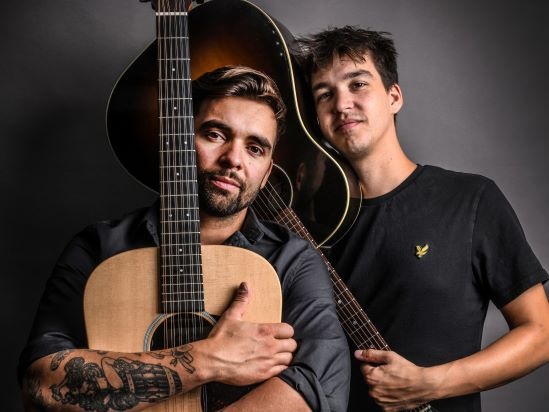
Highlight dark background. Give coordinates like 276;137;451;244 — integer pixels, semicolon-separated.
3;0;548;410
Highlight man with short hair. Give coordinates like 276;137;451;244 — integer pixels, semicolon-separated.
19;66;350;411
296;27;549;411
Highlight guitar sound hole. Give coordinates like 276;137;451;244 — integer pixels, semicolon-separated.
149;313;214;349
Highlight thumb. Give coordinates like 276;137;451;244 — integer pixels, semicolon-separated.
221;282;251;321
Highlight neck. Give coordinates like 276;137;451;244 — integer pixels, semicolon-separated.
199;209;247;245
349;134;416;199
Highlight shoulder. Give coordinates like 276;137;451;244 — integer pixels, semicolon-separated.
59;204;156;269
420;165;493;191
258;219;319;256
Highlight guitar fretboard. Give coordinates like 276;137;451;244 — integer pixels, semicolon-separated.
157;1;204;314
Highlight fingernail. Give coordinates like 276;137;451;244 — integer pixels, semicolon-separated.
239;282;248;292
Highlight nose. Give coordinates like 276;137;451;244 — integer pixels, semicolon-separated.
219;141;242;169
333;89;353;114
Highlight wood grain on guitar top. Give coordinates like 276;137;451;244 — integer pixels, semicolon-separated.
83;245;282;411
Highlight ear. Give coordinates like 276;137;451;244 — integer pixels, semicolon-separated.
260;159;274;189
388;83;404;114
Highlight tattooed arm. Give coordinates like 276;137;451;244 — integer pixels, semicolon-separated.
22;284;296;411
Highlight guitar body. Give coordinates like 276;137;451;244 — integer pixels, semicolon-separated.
83;245;282;411
107;0;361;247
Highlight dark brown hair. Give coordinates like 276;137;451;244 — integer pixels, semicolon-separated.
192;65;286;138
296;26;399;90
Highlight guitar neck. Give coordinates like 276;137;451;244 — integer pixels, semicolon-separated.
157;1;204;314
255;201;388;351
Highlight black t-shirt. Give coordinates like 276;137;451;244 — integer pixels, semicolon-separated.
330;165;548;412
19;204;350;411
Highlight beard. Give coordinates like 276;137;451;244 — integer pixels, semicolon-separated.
197;168;261;217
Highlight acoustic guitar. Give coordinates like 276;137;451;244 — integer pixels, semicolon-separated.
106;0;361;247
84;1;282;410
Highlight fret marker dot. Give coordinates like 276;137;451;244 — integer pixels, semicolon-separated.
176;172;180;176
186;213;189;217
179;248;182;253
169;214;173;218
337;300;342;304
174;106;177;111
179;269;183;273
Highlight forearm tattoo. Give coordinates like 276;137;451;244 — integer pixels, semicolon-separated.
43;345;194;410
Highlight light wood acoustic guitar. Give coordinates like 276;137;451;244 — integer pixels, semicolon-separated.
84;1;282;410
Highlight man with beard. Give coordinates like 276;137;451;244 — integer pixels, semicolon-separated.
19;66;349;412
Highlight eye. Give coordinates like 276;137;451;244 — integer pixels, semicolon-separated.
248;145;265;157
205;130;225;141
316;91;332;103
351;81;367;90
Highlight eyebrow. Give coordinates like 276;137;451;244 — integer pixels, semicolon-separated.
197;119;273;151
312;69;374;93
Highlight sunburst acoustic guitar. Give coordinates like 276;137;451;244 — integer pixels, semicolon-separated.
104;1;437;410
84;1;282;410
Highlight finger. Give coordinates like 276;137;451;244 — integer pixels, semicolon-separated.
359;363;376;377
260;322;294;339
274;337;297;354
355;349;391;364
221;282;251;321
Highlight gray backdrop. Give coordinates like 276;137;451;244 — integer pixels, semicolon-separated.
2;0;548;410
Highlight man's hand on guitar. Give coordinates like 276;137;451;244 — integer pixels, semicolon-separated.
355;349;437;411
205;282;297;386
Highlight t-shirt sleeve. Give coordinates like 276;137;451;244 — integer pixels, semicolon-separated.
277;244;350;412
472;179;548;308
17;226;100;384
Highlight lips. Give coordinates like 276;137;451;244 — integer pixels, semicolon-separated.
209;174;241;192
334;118;362;132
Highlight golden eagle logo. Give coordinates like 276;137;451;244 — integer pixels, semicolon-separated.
415;244;429;259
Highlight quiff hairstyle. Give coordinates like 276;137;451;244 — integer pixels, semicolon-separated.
192;65;287;139
296;26;399;91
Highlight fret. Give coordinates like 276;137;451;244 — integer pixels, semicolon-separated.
161;194;198;198
159;116;193;120
160;119;194;134
164;301;204;307
160;218;200;223
160;207;199;211
159;97;192;101
161;272;202;279
158;78;192;81
162;290;203;296
156;12;188;16
159;105;193;117
158;47;191;60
